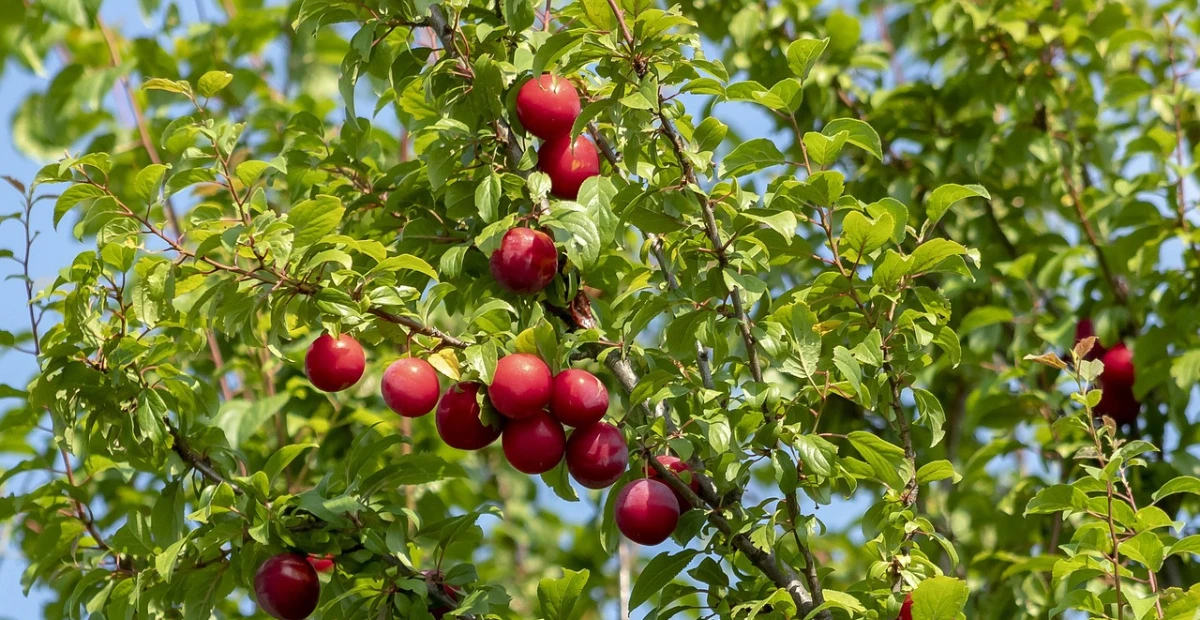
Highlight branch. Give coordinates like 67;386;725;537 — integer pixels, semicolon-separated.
367;307;469;349
166;420;233;489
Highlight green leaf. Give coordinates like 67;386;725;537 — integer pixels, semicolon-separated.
537;568;590;620
958;306;1014;334
54;183;106;226
803;130;847;167
262;444;316;484
721;138;786;177
156;537;188;583
542;207;598;269
1120;532;1165;571
476;173;502;223
832;346;862;396
629;550;699;610
132;164;169;202
847;431;907;490
1024;484;1089;515
504;0;535;32
1170;349;1200;390
911;576;969;620
1167;535;1200;558
196;70;233;97
142;78;192;96
908;238;969;275
839;211;893;261
785;38;829;80
794;434;837;477
369;254;439;281
212;393;290;449
924;184;990;229
235;160;272;188
531;32;583;78
465;341;500;385
135;389;168;443
289;195;344;248
822;118;883;161
912;388;946;447
916;460;960;483
1153;476;1200;501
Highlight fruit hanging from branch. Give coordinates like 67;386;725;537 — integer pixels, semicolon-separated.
490;227;559;295
304;333;365;393
550;368;609;428
565;421;628;489
538;134;600;200
254;554;321;620
489;353;554;419
614;478;681;546
515;74;582;141
502;410;567;475
436;382;504;450
381;357;441;418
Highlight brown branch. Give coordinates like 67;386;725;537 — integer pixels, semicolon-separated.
166;421;233;489
367;307;469;349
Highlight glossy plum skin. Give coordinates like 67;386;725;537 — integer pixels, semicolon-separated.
489;353;554;419
615;479;680;546
537;134;600;199
515;74;581;140
436;382;503;450
1100;343;1135;389
565;421;628;489
254;554;321;620
382;358;441;418
502;410;567;474
304;333;365;392
1074;318;1107;361
489;228;558;295
645;455;699;509
550;369;609;428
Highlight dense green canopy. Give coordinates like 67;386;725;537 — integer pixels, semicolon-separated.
1;0;1199;618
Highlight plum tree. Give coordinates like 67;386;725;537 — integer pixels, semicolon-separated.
5;0;1200;618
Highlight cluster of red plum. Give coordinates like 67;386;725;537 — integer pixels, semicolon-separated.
252;74;656;620
252;332;698;619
